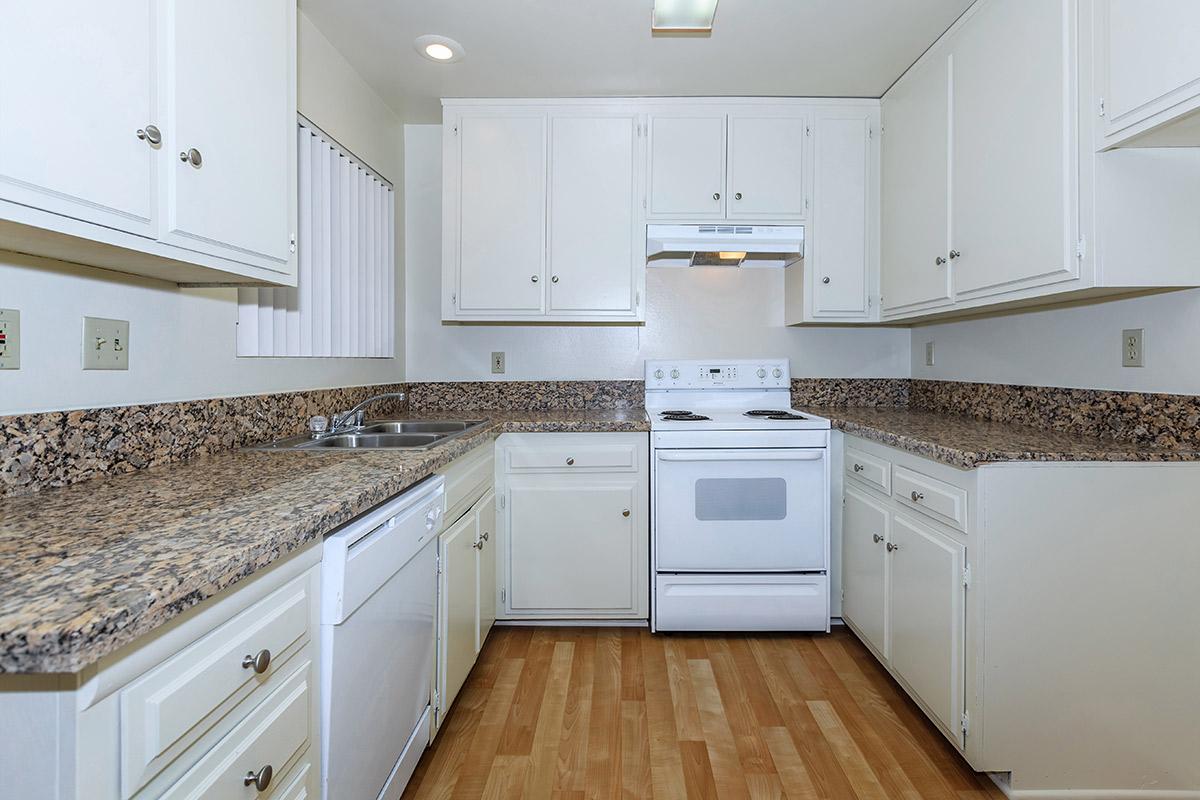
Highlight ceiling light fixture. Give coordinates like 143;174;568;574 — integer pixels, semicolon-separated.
651;0;719;33
414;34;465;63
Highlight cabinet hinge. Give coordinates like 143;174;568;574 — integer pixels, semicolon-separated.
453;125;459;134
805;125;811;137
499;494;505;509
961;710;970;738
451;292;457;306
436;555;443;576
1098;97;1106;118
1075;236;1087;260
635;290;641;309
289;234;296;254
500;587;506;603
868;127;873;140
962;564;971;589
433;688;441;711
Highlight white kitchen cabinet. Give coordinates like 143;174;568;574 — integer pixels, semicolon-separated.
647;114;727;219
475;490;497;648
1095;0;1200;147
0;0;298;286
880;48;952;315
887;513;965;741
496;432;649;620
548;114;642;316
726;114;808;220
841;486;888;657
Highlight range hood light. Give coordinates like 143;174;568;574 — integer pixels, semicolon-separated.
718;251;747;261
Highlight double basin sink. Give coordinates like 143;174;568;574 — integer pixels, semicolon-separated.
253;419;489;451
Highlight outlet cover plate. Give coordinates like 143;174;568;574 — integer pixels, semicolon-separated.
1122;328;1144;368
83;317;130;370
491;351;506;374
924;341;935;367
0;308;20;370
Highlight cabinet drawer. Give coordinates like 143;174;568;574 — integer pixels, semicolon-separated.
845;446;890;494
121;569;316;796
443;440;495;523
157;661;312;799
893;466;967;532
505;444;637;472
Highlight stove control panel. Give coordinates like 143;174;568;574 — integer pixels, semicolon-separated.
645;359;790;389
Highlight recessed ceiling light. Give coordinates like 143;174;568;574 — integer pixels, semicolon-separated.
414;35;464;64
652;0;719;33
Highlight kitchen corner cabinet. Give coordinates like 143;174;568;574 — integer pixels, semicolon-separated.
839;434;1200;796
0;0;297;286
441;102;645;323
434;442;497;732
878;0;1200;324
496;432;649;620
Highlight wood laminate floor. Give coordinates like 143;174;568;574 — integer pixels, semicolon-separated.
402;626;1006;800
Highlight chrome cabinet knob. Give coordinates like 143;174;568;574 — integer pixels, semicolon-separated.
473;539;484;550
180;148;202;167
713;192;721;201
853;463;864;473
822;277;831;284
530;275;539;283
910;491;925;502
241;649;271;674
622;509;631;517
872;534;884;544
935;256;947;265
566;457;575;465
243;764;273;792
551;275;559;283
481;531;489;541
734;192;742;200
949;250;961;259
136;124;161;146
886;542;899;552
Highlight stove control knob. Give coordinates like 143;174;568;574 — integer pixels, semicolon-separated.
654;369;664;380
670;369;680;379
756;368;767;379
773;368;783;379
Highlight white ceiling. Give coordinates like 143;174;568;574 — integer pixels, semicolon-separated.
299;0;974;122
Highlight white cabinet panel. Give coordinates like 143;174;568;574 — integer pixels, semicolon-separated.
726;115;807;220
888;513;965;742
164;0;294;271
509;479;639;613
881;52;952;313
548;114;640;315
648;114;726;218
454;113;547;314
951;0;1074;299
438;512;478;719
811;111;873;317
475;490;497;651
0;1;157;236
842;487;889;657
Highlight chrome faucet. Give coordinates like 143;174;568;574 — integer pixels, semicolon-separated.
329;392;406;434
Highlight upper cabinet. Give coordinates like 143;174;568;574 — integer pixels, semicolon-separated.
726;114;808;219
648;114;727;218
0;0;297;285
1095;0;1200;147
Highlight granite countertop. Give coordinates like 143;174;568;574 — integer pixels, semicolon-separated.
0;410;648;674
805;406;1200;469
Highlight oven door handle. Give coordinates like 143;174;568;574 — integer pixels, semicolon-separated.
656;451;825;462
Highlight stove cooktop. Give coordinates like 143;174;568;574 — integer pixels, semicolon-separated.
650;407;830;431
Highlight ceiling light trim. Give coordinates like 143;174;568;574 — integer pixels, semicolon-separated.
651;0;719;33
414;34;465;64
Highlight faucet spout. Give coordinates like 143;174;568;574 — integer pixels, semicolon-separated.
329;392;407;434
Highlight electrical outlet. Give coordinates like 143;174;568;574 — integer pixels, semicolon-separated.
491;351;505;374
1122;328;1144;368
83;317;130;370
0;309;20;370
925;341;935;367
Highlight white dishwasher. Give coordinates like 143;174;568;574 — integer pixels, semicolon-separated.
320;476;444;800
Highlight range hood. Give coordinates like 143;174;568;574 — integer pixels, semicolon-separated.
646;224;804;268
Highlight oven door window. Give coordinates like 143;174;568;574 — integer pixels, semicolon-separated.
655;448;828;572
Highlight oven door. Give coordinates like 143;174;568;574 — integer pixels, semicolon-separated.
654;448;828;571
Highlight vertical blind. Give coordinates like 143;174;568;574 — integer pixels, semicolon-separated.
237;121;394;357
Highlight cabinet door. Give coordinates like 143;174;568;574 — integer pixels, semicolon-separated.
164;0;294;271
454;114;547;314
648;114;726;218
842;487;889;656
508;477;639;614
0;1;157;236
1097;0;1200;142
548;114;640;316
951;0;1075;300
475;490;497;652
438;512;479;717
888;514;965;741
727;114;807;219
811;110;874;318
880;52;952;314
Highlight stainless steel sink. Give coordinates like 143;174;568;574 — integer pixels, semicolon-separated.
250;419;489;451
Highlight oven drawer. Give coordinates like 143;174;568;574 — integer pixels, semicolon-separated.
655;574;829;632
845;446;890;494
506;443;638;472
893;465;967;531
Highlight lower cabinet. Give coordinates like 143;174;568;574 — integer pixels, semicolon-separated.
496;432;649;620
842;486;888;656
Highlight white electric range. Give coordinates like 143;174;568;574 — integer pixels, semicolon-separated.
646;358;832;632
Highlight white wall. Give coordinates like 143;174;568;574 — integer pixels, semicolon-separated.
0;12;405;415
911;288;1200;394
404;125;911;381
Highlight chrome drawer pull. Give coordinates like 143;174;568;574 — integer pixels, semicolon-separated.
872;534;883;544
241;648;271;674
853;463;864;473
886;542;899;552
910;491;924;502
243;764;273;792
566;457;575;465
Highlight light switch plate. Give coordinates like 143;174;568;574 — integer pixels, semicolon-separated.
924;341;935;367
83;316;130;370
0;308;20;369
1122;328;1144;368
491;351;505;374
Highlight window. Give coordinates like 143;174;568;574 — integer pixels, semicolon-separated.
237;119;394;357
